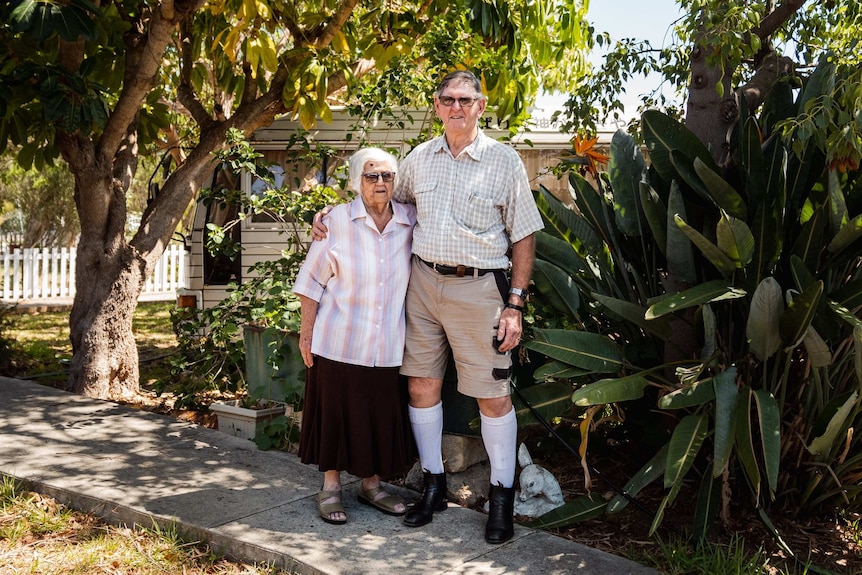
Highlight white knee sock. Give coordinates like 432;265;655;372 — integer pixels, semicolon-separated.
481;407;517;488
408;403;444;474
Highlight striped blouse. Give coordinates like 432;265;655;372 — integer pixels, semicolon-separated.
292;197;416;367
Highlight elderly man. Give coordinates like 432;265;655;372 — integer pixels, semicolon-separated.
314;70;542;544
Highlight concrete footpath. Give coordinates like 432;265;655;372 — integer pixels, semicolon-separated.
0;376;657;575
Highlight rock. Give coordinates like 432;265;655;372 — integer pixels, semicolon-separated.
442;434;488;473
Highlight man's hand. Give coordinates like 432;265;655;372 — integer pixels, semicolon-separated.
495;307;522;353
310;205;334;241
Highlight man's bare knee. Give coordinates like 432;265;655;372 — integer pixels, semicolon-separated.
408;377;443;408
477;395;513;418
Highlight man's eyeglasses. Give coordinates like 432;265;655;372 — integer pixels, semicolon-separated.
362;172;395;183
438;96;479;108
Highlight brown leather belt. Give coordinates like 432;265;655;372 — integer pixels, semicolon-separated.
419;257;500;278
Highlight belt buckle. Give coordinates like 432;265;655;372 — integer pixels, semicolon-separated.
456;265;466;277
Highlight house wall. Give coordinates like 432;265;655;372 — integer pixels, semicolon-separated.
185;108;614;308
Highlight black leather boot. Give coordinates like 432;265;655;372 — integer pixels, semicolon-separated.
403;471;447;527
485;483;515;544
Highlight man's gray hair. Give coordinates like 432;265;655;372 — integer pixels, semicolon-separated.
435;70;486;100
348;147;399;192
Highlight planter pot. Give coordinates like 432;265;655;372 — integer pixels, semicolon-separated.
209;400;286;441
243;325;306;405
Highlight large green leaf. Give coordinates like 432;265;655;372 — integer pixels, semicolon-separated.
533;259;581;317
807;391;859;457
524;328;623;373
607;443;669;513
591;293;672;341
646;280;746;319
664;414;709;491
536;231;588;277
753;389;780;498
712;368;739;477
639;182;668;256
532;360;592;382
856;324;862;388
666;181;697;283
537;186;602;254
608;130;646;237
827;169;849;237
674;214;737;276
524;495;607;528
827;212;862;254
641;109;718;183
829;278;862;316
779;280;823;349
513;381;574;426
658;376;716;409
693;158;748;218
9;0;98;42
741;117;767;208
792;204;826;271
716;215;755;268
735;387;762;499
693;472;721;542
747;277;783;361
569;172;612;247
571;373;650;406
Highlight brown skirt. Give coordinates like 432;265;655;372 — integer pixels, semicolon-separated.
298;356;415;480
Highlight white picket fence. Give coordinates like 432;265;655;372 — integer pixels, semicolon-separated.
0;244;187;302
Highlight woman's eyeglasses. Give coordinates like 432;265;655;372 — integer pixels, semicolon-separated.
362;172;395;183
438;96;479;107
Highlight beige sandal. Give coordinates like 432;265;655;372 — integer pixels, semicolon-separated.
318;490;347;524
358;485;406;516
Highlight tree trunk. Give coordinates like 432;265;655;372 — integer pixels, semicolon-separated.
67;249;145;400
685;38;736;166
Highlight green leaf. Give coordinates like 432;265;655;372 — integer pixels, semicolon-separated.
646;280;746;319
512;382;574;426
827;212;862;254
693;472;721;542
608;443;669;513
537;187;602;254
536;232;587;277
674;214;737;276
664;414;709;490
524;495;607;528
639;182;668;256
779;280;823;349
693;157;748;219
532;361;592;381
712;368;739;477
666;181;696;283
807;391;858;456
735;387;761;499
716;215;755;268
641;109;718;183
752;389;780;498
828;278;862;316
571;373;650;406
592;293;672;341
524;329;623;373
792;205;826;270
747;277;783;361
608;130;646;236
533;260;580;317
658;376;715;409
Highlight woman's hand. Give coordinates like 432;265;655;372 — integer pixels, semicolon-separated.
299;330;314;368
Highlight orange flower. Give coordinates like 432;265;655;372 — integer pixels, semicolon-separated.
829;155;859;174
568;134;610;176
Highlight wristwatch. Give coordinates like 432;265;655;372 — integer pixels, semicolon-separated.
508;287;527;301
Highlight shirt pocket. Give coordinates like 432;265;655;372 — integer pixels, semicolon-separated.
454;192;500;234
412;181;437;215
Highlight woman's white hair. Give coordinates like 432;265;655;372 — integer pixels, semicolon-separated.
347;147;398;192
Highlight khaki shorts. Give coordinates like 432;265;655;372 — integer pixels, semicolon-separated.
400;256;512;399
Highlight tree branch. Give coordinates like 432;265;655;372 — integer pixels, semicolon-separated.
177;15;215;128
752;0;806;41
313;0;360;49
98;0;204;164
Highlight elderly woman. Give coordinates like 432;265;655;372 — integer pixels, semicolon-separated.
293;147;416;524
